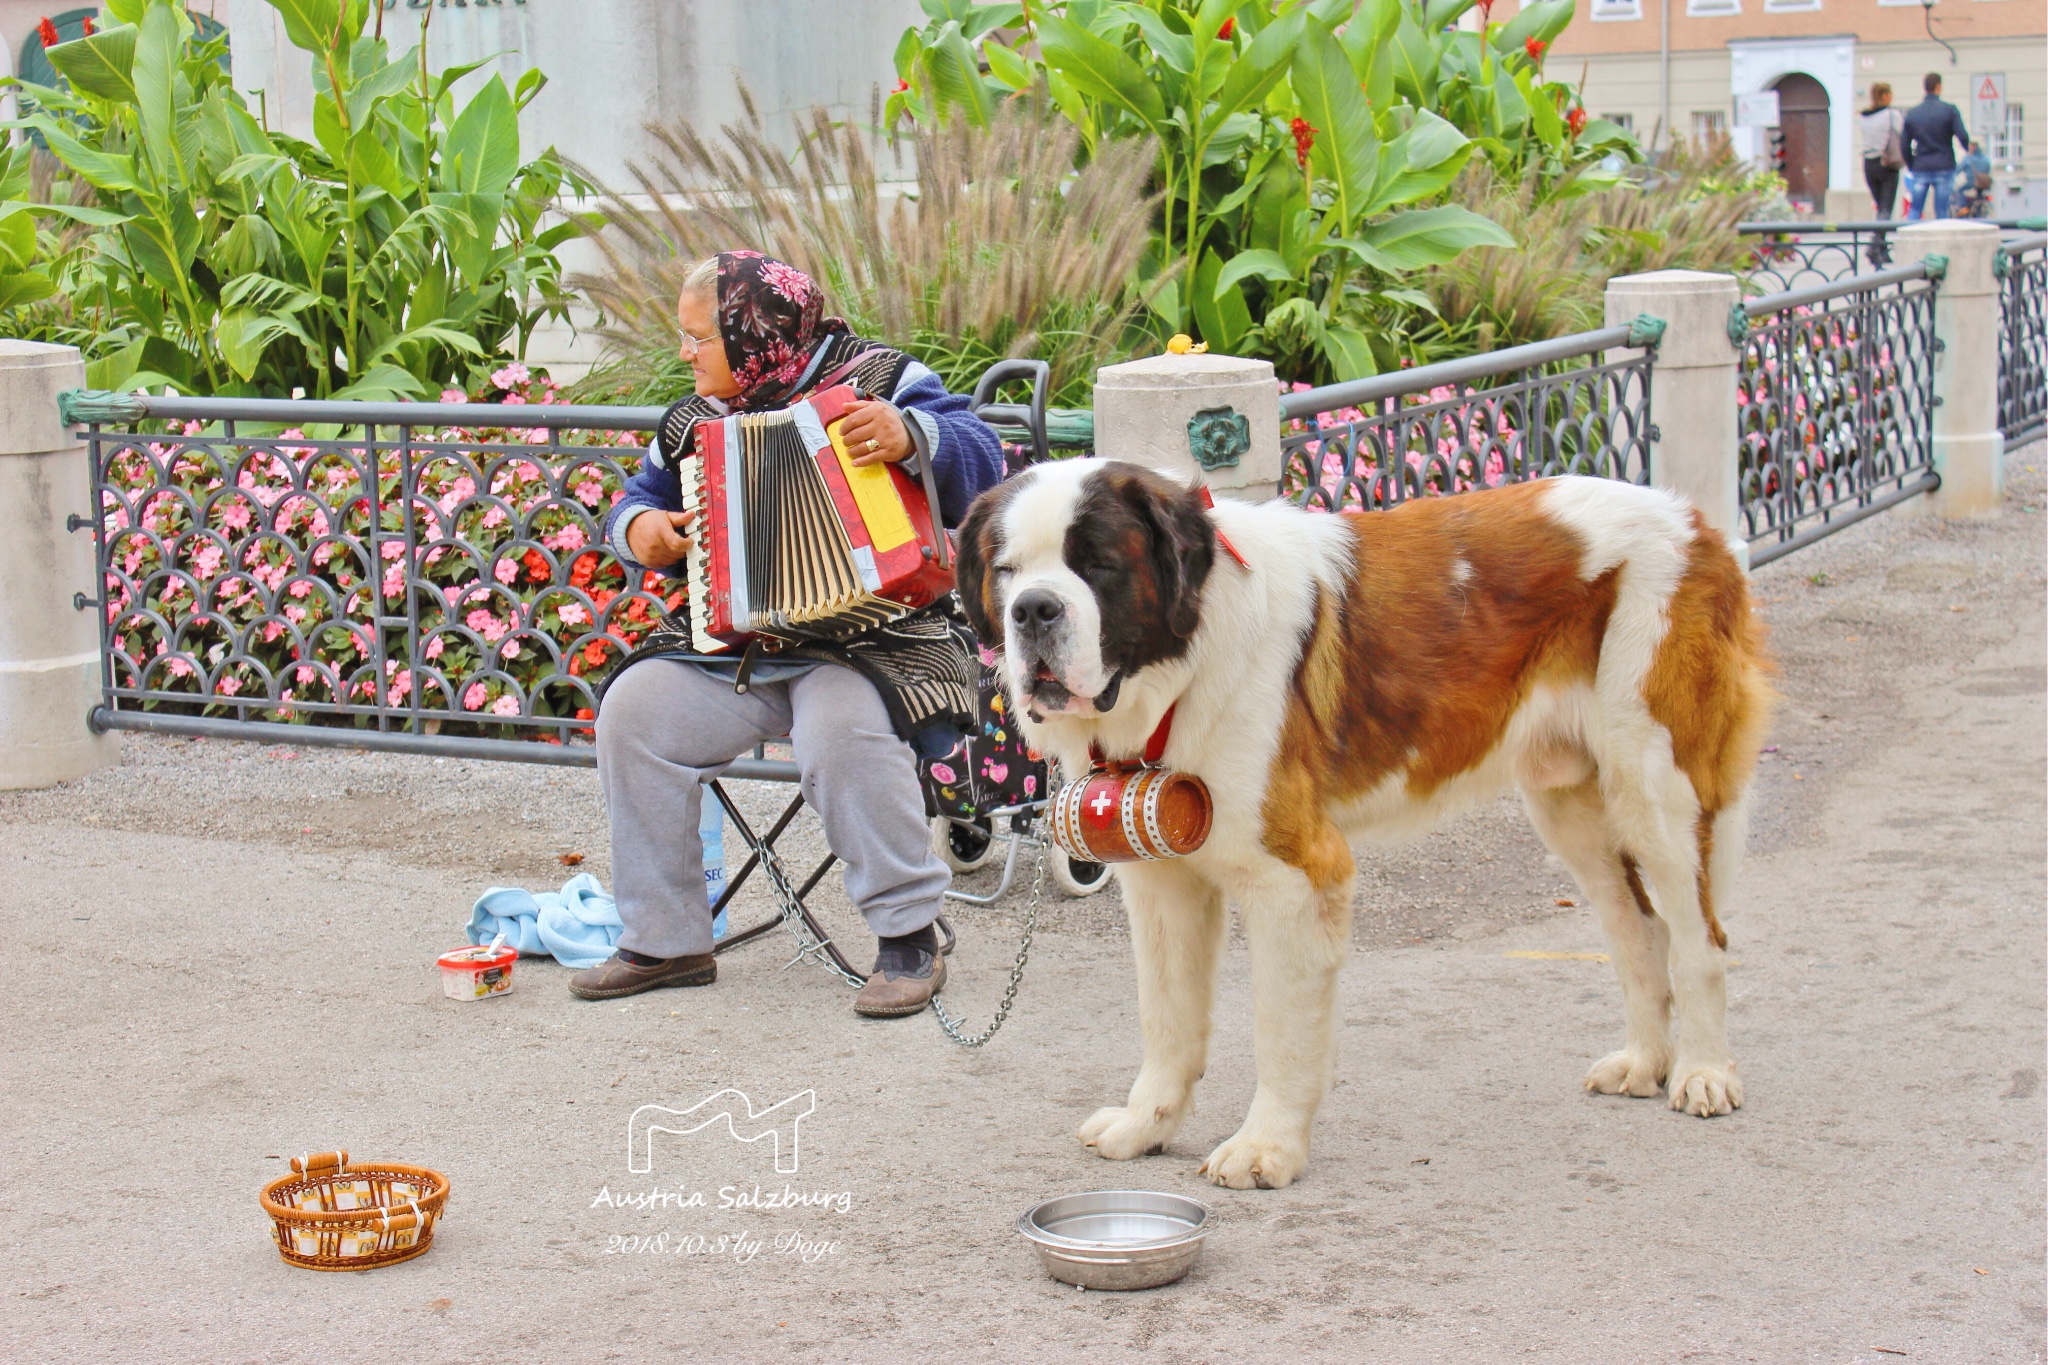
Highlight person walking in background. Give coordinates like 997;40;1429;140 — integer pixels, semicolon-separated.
1860;83;1905;220
1902;72;1970;222
1954;139;1993;218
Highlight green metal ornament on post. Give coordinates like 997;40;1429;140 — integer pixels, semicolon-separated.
1187;406;1251;471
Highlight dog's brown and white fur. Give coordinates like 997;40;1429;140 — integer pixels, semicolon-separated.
955;461;1772;1190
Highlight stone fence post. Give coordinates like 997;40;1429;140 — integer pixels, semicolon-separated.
0;341;117;788
1896;220;2004;518
1603;269;1744;555
1092;353;1282;501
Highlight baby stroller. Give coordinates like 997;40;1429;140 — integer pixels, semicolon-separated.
923;359;1111;903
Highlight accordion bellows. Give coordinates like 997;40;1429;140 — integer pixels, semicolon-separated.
685;385;952;651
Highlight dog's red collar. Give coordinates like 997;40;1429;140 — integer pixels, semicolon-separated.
1089;703;1176;772
1196;485;1250;569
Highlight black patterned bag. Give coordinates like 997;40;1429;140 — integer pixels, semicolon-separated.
920;640;1046;820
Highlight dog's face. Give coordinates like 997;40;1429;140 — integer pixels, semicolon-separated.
955;460;1216;718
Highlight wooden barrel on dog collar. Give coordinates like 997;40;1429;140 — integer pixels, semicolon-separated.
1048;766;1212;863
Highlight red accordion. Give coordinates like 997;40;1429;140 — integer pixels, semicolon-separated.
682;385;953;651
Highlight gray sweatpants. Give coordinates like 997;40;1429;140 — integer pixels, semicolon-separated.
596;657;948;959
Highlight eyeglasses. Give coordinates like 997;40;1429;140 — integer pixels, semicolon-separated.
677;326;722;358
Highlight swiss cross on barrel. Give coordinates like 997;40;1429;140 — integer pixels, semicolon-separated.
1046;706;1214;864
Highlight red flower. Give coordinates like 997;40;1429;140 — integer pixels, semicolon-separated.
1290;116;1318;171
582;641;608;667
574;707;594;721
1525;37;1546;60
1217;17;1235;40
36;17;58;47
522;547;550;582
80;15;92;35
891;78;909;94
1566;106;1588;137
569;551;597;588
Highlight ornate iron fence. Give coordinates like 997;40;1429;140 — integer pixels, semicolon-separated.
1741;222;1899;290
1279;321;1661;511
1999;232;2048;444
1735;261;1941;567
61;390;684;767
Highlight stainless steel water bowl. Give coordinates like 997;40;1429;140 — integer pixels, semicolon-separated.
1016;1190;1215;1290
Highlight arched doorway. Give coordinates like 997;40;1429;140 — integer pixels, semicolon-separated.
1772;72;1830;213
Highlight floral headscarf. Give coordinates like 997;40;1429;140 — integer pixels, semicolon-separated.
713;250;851;410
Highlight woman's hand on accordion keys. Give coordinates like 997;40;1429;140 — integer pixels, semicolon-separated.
840;400;913;466
625;508;697;569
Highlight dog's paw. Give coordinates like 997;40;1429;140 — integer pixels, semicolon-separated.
1198;1130;1307;1190
1583;1048;1669;1098
1666;1059;1742;1117
1077;1105;1176;1160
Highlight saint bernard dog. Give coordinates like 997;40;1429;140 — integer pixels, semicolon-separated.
954;460;1772;1191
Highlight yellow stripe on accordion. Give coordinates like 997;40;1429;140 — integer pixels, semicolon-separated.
825;418;917;554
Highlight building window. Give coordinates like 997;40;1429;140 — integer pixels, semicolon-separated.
1692;110;1729;142
1687;0;1741;14
1762;0;1820;10
1591;0;1644;19
1876;0;1927;7
1989;105;2025;166
1603;112;1637;133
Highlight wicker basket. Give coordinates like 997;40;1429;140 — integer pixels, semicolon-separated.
259;1150;451;1271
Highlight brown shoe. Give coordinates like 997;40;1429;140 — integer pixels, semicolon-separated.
568;950;716;1000
853;946;946;1018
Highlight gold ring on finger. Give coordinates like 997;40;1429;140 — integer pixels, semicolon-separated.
867;438;880;453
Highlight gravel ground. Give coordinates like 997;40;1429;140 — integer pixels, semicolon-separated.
1;448;2040;1363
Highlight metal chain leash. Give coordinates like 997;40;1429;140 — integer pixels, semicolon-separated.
755;832;869;989
930;842;1049;1048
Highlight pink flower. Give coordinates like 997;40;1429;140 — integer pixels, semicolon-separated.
465;608;509;643
491;695;520;717
490;362;530;391
288;580;312;599
386;669;411;704
481;506;508;529
575;480;605;507
285;605;306;624
441;388;468;403
557;602;589;626
425;635;445;660
217;676;241;697
221;502;251;531
502;640;522;660
296;666;316;685
380;540;405;560
493;559;520;585
191;543;224;579
544;524;587;553
463;683;489;710
167;657;192;678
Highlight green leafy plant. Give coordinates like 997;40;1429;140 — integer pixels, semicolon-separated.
2;0;584;398
1419;138;1770;352
891;1;1653;382
572;92;1159;409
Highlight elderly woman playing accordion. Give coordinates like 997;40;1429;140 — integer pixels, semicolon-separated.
572;251;1005;1017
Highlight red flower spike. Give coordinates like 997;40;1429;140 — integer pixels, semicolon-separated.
1290;116;1318;171
1567;106;1588;137
1525;37;1546;60
80;15;92;35
1217;17;1235;40
36;17;59;47
891;78;909;94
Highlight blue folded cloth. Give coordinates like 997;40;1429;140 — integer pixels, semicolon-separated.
467;873;623;970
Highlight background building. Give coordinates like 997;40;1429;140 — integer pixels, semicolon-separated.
1547;0;2044;218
